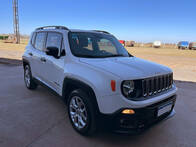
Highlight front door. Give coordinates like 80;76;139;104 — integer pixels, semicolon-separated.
41;32;65;93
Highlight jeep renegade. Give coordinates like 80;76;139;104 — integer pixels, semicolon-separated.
22;26;177;135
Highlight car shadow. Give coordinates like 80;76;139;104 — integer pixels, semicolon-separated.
0;57;22;66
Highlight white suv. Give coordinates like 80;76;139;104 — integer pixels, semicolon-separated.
22;26;177;135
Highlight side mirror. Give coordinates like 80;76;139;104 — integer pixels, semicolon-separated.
128;52;133;57
46;46;59;58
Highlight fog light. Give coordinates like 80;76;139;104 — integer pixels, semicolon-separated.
122;109;135;115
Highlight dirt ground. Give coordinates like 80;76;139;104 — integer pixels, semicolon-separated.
0;40;27;60
0;41;196;82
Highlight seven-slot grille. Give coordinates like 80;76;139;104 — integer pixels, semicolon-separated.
142;73;173;97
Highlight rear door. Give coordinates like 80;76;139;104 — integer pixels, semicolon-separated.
27;32;36;76
33;32;47;81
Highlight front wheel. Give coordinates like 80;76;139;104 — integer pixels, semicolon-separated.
67;89;97;136
24;65;37;89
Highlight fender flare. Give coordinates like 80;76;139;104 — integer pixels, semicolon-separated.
62;77;100;113
22;58;30;69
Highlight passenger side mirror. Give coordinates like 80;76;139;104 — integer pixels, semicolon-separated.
46;46;59;58
128;52;133;57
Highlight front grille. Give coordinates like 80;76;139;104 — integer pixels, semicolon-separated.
142;73;173;97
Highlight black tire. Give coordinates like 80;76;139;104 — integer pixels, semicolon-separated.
178;46;180;49
24;64;38;90
67;89;97;136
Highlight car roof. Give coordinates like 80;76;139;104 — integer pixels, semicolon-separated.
70;29;96;33
179;41;189;44
179;41;188;42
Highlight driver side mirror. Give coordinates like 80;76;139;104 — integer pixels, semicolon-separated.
46;46;59;58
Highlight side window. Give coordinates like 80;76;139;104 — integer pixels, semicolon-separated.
34;32;47;51
31;32;36;45
46;32;62;51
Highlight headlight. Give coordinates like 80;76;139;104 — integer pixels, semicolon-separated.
122;80;135;97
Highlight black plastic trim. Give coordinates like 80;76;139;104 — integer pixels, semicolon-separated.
22;58;30;69
99;95;177;133
33;78;61;97
62;77;100;113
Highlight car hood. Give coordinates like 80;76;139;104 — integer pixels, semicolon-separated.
79;57;172;80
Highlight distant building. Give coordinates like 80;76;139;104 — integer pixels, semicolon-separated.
125;41;135;47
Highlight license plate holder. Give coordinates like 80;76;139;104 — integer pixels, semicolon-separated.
157;102;173;117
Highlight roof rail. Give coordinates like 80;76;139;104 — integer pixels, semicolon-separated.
93;30;110;34
36;26;69;31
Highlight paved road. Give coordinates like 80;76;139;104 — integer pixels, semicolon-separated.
0;64;195;147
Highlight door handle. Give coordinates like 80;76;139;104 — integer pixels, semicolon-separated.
28;52;33;56
40;57;46;62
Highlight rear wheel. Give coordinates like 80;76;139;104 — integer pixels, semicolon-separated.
24;65;37;89
67;89;97;136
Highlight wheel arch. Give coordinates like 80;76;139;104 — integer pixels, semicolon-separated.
22;58;30;69
62;77;100;113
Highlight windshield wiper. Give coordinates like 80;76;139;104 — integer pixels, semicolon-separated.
103;54;126;58
75;54;127;58
76;55;107;58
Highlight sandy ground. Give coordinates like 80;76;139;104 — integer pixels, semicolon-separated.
0;41;196;82
0;40;27;60
0;65;195;147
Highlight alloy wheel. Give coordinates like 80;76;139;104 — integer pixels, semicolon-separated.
69;96;88;129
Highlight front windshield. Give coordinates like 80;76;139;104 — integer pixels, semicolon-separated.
68;32;130;58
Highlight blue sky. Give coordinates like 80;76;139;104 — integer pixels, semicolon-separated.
0;0;196;43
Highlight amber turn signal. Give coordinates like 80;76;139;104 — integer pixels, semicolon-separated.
122;109;135;115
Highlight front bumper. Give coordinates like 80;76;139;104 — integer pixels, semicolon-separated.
100;95;176;133
191;47;196;49
180;46;188;48
97;86;177;114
